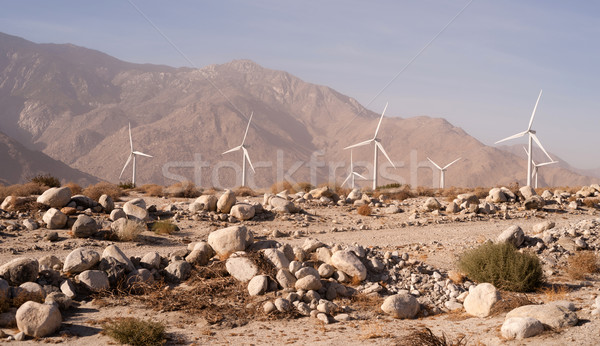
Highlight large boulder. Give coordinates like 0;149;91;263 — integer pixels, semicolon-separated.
37;187;72;208
185;242;214;266
488;188;508;203
519;186;537;200
98;194;114;213
225;255;259;282
193;195;218;212
248;275;269;296
123;198;149;221
268;195;298;213
294;275;322;291
63;248;100;274
330;250;367;281
207;225;254;257
261;248;290;269
381;293;420;319
506;303;578;330
43;208;67;229
524;196;545;210
217;190;236;214
423;197;441;211
71;215;97;238
164;261;191;282
78;270;110;291
501;317;544;340
463;283;501;318
497;225;525;247
16;301;62;337
0;257;39;285
230;204;255;220
102;245;135;273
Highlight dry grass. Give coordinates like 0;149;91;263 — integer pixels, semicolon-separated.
401;328;467;346
539;284;571;302
567;251;598;280
490;291;533;316
415;186;435;197
234;186;257;197
359;322;395;341
164;181;201;198
270;180;296;194
138;184;164;197
64;182;83;195
83;182;123;201
357;205;372;216
103;317;166;346
150;220;178;235
113;219;146;242
30;173;61;188
583;198;599;209
293;182;314;193
0;182;47;202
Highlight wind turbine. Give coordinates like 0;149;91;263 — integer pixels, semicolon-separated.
119;123;153;186
342;151;367;189
344;102;396;190
427;157;461;189
495;90;553;187
222;112;255;187
523;147;558;189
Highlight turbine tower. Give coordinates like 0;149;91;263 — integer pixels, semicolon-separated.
119;123;153;186
427;157;461;189
495;90;553;187
523;147;558;189
344;102;395;190
222;112;255;187
342;151;367;189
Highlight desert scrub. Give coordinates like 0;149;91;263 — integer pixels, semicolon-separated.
114;219;146;242
357;204;372;216
0;182;46;201
403;327;467;346
103;317;166;346
151;220;178;235
83;182;123;201
270;180;295;194
234;186;257;197
138;184;164;197
30;173;61;188
458;242;543;292
64;182;83;195
118;181;136;189
567;251;598;280
164;181;201;198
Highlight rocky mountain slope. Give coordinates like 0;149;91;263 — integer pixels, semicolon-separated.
0;32;595;188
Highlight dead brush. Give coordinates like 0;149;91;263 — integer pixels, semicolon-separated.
357;204;372;216
402;327;467;346
234;186;257;197
270;180;296;194
138;184;164;197
415;186;435;197
83;182;123;201
293;182;314;193
359;322;394;341
583;198;599;209
0;182;47;201
113;219;146;241
64;182;83;195
567;251;598;280
29;173;61;188
489;291;533;316
164;181;201;198
102;317;166;346
539;284;571;302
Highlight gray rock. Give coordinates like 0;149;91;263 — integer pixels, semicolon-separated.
464;283;501;318
45;292;73;311
424;197;441;211
302;238;326;253
381;293;420;319
501;317;544;340
123;198;149;221
524;196;544;210
70;195;97;209
520;186;537;200
36;187;72;208
102;245;135;272
140;252;161;269
506;304;578;330
79;270;109;291
185;241;214;266
72;215;97;238
15;282;45;303
225;255;259;282
330;250;367;281
295;267;320;280
16;301;62;337
126;268;154;286
318;263;335;278
109;208;126;221
43;208;67;229
22;218;38;231
276;269;296;289
268;196;298;213
263;301;276;313
497;225;525;247
217;190;236;214
194;195;218;212
274;298;291;312
230;203;255;220
248;275;269;296
38;255;63;271
532;221;555;234
98;194;114;213
0;257;39;285
207;225;254;256
60;280;77;298
63;248;100;274
489;188;507;203
164;261;191;282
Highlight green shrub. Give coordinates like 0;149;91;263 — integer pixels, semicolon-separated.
30;173;61;188
103;317;165;346
150;220;178;235
118;181;136;189
458;242;544;292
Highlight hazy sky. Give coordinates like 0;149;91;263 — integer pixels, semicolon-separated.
1;1;598;169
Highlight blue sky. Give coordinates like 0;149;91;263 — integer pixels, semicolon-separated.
1;1;598;169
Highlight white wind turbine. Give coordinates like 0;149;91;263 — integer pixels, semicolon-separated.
342;151;367;189
523;147;558;189
495;90;553;187
344;102;396;190
427;157;461;189
222;112;255;187
119;122;153;186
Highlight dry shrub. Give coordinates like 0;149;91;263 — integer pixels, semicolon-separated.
164;181;201;198
415;186;434;197
471;187;489;199
540;284;570;302
583;198;599;209
234;186;257;197
103;317;165;346
139;184;164;197
567;251;598;280
113;219;146;242
270;180;296;194
294;182;314;193
357;204;372;216
568;195;577;202
30;173;61;188
63;182;82;195
402;328;467;346
0;182;46;201
489;291;533;316
359;322;394;341
118;181;136;190
458;242;544;292
150;220;178;235
83;182;123;201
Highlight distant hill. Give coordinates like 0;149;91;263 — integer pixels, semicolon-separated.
0;32;596;188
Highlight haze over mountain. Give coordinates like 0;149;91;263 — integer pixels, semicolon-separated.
0;32;596;188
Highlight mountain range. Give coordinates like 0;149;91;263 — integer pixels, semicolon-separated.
0;32;596;188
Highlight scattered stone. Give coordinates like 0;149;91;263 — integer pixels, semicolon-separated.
78;270;109;291
164;261;191;282
185;242;214;266
248;275;269;296
506;303;578;330
226;255;259;282
109;208;126;221
98;194;114;213
140;252;161;269
295;275;322;291
424;197;441;211
207;225;254;256
63;248;100;274
532;221;555;234
519;186;537;200
230;203;255;220
102;245;135;272
330;250;367;281
123;199;150;221
71;214;97;238
501;317;544;340
217;190;236;214
45;292;73;311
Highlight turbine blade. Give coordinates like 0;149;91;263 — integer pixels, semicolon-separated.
495;131;528;144
241;111;253;145
222;145;242;155
427;157;443;170
133;151;153;158
243;147;255;172
442;158;461;170
531;133;553;162
527;90;543;132
128;122;133;151
373;102;388;139
376;142;395;168
119;154;133;179
354;172;367;180
536;161;558;167
342;173;352;187
522;146;529;156
344;139;373;150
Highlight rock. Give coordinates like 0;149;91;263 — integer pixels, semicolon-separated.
248;275;269;296
70;195;97;209
195;195;218;212
45;231;59;242
464;283;501;318
268;196;298;213
126;268;154;286
15;282;45;303
37;187;72;208
445;301;463;311
261;248;290;269
295;275;322;291
123;199;149;221
489;188;508;203
506;304;578;329
532;221;555;234
140;252;161;269
230;204;255;220
276;269;296;289
274;298;291;312
302;238;326;253
347;189;362;201
541;190;553;199
557;237;578;252
263;301;276;313
63;248;100;274
381;293;420;319
109;209;126;221
185;242;214;266
22;218;38;231
43;208;67;229
226;256;259;282
207;225;254;257
45;292;72;311
424;197;441;211
102;245;135;272
60;280;77;298
79;270;109;291
295;267;320;280
520;186;537;200
164;261;191;282
456;193;479;205
318;263;335;278
217;190;236;214
501;317;544;340
71;215;97;238
98;194;114;213
524;196;544;210
497;225;525;247
330;250;367;281
0;257;39;286
38;256;62;271
446;202;459;213
16;301;62;337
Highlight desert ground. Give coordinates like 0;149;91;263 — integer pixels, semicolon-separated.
1;183;600;345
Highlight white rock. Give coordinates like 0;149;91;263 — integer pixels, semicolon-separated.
318;263;335;278
98;194;114;213
207;225;253;257
464;283;500;318
79;270;109;291
506;303;578;330
424;197;441;211
230;203;255;220
109;208;126;221
217;190;236;213
248;275;269;296
274;298;291;312
16;301;62;337
276;269;296;289
532;221;555;234
36;187;72;208
123;199;149;221
501;317;544;340
194;195;218;212
102;245;135;272
381;293;420;319
140;252;161;269
295;267;320;280
63;248;100;274
295;275;322;291
261;248;290;269
226;256;258;282
497;225;525;247
330;250;367;281
43;208;67;229
519;186;537;199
